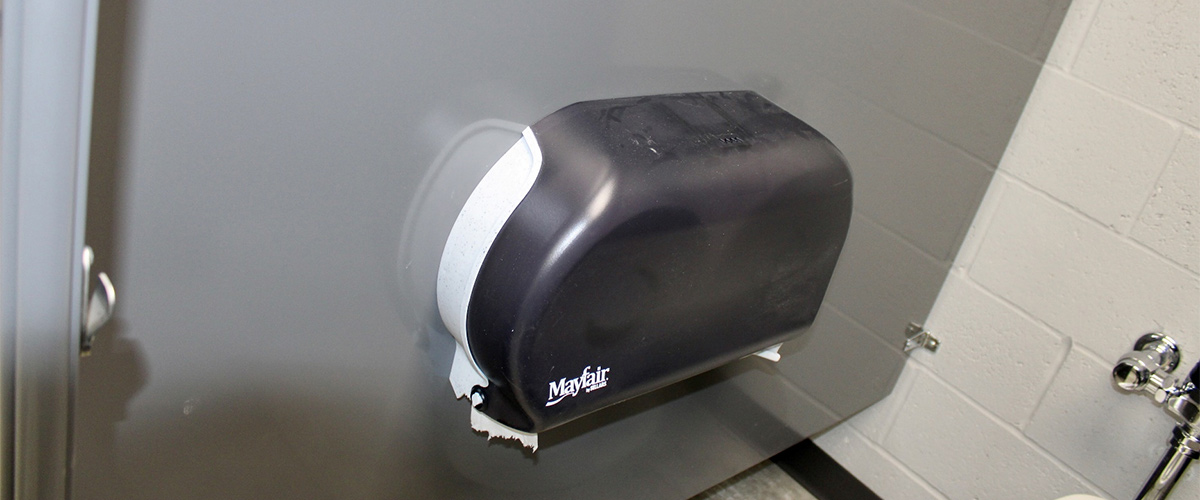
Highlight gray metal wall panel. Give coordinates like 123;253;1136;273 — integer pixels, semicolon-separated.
1;1;101;498
73;1;1068;498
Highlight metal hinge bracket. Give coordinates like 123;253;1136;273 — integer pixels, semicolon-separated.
80;245;116;356
904;322;940;353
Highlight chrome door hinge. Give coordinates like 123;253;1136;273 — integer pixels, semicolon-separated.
904;322;939;353
80;245;115;356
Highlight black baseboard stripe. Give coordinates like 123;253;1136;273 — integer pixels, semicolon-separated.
771;439;883;500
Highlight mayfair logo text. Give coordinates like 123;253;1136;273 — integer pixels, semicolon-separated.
546;365;610;407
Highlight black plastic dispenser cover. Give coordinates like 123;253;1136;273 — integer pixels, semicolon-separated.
468;91;852;433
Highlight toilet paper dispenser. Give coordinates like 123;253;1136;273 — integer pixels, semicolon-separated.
436;91;852;450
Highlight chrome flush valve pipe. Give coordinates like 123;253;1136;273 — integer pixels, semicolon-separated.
1112;333;1199;500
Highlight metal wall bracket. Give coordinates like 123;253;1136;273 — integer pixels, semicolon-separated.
80;246;115;356
904;323;939;353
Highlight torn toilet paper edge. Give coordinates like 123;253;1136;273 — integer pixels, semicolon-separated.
470;406;538;451
450;343;540;451
742;342;783;362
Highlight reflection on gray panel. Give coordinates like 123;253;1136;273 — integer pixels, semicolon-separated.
796;79;994;260
788;0;1045;164
75;1;1069;499
901;0;1071;57
777;307;906;419
824;215;950;346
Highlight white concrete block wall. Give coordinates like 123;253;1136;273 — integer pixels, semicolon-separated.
815;0;1200;498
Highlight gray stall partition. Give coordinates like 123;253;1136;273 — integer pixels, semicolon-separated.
68;1;1069;498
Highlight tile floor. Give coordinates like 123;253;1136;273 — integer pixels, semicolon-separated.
691;461;818;500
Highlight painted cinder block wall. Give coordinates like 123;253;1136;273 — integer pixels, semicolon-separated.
814;0;1199;499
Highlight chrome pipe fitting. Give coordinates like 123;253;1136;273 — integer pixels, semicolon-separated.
1114;333;1180;394
1137;427;1199;500
1113;333;1199;500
